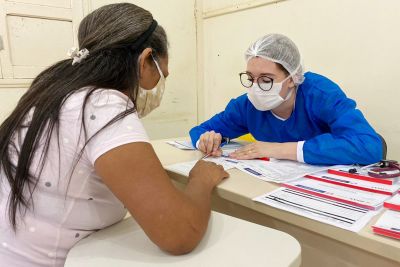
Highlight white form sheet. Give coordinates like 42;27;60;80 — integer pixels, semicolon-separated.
166;140;196;150
220;142;244;156
165;157;238;176
254;187;380;232
385;194;400;206
235;159;331;183
167;156;332;184
166;140;244;153
305;171;400;195
373;209;400;232
283;178;390;210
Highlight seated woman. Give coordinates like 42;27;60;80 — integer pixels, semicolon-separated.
0;3;228;267
190;33;382;165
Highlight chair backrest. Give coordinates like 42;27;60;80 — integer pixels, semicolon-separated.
377;133;387;160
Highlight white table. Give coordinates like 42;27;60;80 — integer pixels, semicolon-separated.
151;139;400;267
65;211;301;267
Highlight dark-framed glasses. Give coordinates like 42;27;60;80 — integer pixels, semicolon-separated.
239;72;274;91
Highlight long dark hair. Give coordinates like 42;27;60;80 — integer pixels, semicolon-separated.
0;3;168;229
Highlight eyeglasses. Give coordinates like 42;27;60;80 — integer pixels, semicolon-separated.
239;72;274;91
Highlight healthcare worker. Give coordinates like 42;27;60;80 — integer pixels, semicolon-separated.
190;33;382;165
0;3;228;266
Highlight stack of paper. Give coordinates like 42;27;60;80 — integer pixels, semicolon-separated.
372;210;400;239
166;140;196;150
254;187;379;232
282;178;390;210
384;194;400;211
328;166;399;185
166;143;388;232
166;157;331;184
234;159;330;183
166;140;244;155
305;171;400;195
165;157;239;176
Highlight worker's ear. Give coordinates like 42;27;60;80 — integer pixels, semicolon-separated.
288;76;296;89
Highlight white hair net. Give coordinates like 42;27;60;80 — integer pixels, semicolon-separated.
245;33;304;84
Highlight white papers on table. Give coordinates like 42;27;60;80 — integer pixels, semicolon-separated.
374;210;400;230
167;156;331;184
305;171;400;195
384;194;400;211
235;159;330;183
220;141;244;156
254;187;379;232
165;161;198;176
166;140;244;154
372;210;400;239
283;178;390;210
166;140;196;150
328;165;399;185
165;157;238;176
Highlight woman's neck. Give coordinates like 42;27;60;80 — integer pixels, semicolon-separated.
272;88;297;119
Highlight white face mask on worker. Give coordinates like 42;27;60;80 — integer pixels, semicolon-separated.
247;75;292;111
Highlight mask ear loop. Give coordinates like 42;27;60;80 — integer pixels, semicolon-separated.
151;54;164;79
281;74;297;107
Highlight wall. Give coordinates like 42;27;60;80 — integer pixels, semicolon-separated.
0;0;84;121
88;0;198;139
1;0;399;158
200;0;400;160
0;0;198;140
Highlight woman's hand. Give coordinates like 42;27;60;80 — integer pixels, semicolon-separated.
198;131;223;157
229;141;298;161
95;142;229;255
189;160;229;187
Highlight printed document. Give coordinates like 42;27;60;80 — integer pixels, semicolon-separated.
386;194;400;206
235;159;330;183
165;157;238;176
305;171;400;195
254;187;379;232
373;209;400;232
166;140;196;150
283;178;390;210
166;140;244;155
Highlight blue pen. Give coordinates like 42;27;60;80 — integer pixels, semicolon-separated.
220;137;230;147
201;137;230;159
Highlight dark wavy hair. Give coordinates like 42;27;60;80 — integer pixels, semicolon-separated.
0;3;168;229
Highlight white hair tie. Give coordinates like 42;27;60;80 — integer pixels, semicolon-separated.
67;47;90;65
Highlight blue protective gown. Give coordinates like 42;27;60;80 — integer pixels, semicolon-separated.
189;72;382;165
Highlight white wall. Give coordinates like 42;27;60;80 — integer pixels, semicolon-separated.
1;0;399;159
200;0;400;160
0;0;83;121
0;87;25;121
90;0;198;139
0;0;198;140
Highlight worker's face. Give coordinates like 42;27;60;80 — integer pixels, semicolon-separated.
246;57;294;99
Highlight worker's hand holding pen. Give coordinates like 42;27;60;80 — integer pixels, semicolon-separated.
198;131;229;157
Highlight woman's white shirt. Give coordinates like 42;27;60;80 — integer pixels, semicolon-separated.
0;88;149;267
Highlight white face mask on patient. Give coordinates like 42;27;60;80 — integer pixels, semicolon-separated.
136;56;166;118
247;75;293;111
